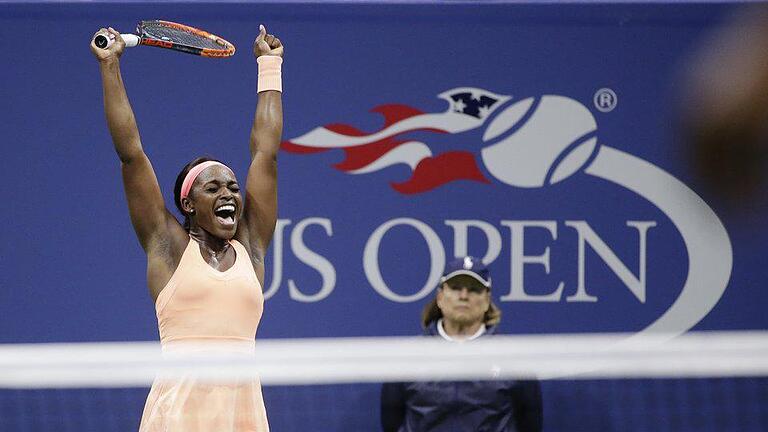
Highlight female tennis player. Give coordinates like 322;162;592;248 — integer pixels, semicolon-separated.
90;24;283;431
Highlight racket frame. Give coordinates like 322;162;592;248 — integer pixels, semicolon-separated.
94;20;235;58
136;20;235;58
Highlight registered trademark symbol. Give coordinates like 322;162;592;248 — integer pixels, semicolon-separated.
593;88;617;112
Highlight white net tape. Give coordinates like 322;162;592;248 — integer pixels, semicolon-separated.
2;331;768;389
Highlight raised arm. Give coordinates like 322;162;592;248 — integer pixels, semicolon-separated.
91;28;176;252
242;25;284;259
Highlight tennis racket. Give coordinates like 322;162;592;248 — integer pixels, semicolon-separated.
94;20;235;58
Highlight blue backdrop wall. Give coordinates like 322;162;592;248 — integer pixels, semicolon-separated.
1;1;766;431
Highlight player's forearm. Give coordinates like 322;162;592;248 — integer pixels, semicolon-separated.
99;59;144;164
249;90;283;159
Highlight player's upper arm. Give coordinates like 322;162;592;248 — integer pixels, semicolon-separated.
121;151;178;251
243;147;278;255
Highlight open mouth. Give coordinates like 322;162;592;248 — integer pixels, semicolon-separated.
214;204;236;227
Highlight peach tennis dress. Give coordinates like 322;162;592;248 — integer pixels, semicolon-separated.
138;238;269;432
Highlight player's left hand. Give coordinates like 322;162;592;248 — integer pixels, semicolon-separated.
254;25;284;58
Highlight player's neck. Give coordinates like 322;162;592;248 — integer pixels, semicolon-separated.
189;228;229;254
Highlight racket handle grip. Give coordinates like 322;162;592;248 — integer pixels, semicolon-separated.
123;34;140;47
94;33;140;49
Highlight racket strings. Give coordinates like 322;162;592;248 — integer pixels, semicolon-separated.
143;23;225;50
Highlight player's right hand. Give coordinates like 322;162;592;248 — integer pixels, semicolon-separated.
90;27;125;62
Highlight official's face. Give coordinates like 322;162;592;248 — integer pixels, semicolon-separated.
437;275;490;327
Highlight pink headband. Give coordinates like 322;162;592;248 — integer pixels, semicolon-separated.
180;161;230;201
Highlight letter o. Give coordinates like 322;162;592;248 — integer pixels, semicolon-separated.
364;218;446;303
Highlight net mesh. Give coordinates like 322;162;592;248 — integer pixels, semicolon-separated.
2;380;767;431
2;332;767;432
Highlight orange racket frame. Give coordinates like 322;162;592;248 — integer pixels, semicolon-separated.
95;20;235;58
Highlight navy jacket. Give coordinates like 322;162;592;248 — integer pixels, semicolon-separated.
380;324;542;432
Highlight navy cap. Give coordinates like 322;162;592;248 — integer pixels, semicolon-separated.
440;256;491;288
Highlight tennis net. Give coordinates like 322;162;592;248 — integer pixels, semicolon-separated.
1;331;767;431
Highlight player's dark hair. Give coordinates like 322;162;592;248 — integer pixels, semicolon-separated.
174;156;222;232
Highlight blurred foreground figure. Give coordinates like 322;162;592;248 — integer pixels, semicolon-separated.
683;4;768;200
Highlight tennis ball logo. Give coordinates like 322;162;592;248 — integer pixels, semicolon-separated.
480;95;599;188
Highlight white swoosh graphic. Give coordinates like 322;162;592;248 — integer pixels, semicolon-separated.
585;145;733;343
292;112;480;148
349;142;432;174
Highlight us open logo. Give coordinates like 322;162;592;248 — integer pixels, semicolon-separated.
280;87;732;341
